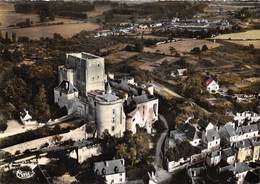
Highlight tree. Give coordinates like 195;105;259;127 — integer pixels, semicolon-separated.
115;131;150;166
11;32;17;42
2;48;12;61
52;135;63;143
12;48;23;62
0;117;7;132
3;77;28;109
176;57;187;67
201;44;208;52
5;32;10;42
25;18;31;27
53;33;64;40
135;41;144;52
169;46;176;55
129;147;137;166
249;44;254;50
34;84;51;123
116;144;128;159
190;47;201;54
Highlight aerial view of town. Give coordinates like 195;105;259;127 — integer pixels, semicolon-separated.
0;0;260;183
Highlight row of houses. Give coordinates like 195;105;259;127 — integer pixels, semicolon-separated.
164;111;260;183
94;18;231;38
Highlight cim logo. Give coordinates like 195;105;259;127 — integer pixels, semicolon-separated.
16;169;35;179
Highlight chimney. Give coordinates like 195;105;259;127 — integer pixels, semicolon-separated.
147;85;154;96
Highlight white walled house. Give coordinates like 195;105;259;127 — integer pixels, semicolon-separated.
94;159;126;184
206;150;221;166
241;124;258;140
233;163;252;184
20;109;38;126
202;124;220;150
203;77;219;94
166;157;190;172
234;111;260;125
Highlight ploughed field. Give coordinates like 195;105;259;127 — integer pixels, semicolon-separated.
0;2;100;39
2;23;100;40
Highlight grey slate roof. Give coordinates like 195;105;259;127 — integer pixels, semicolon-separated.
132;94;156;104
236;127;243;136
242;124;258;134
252;140;260;146
219;124;236;142
210;150;221;157
222;148;236;157
179;123;201;141
198;120;210;130
94;159;125;176
235;139;252;149
225;124;236;137
205;129;220;142
233;163;252;174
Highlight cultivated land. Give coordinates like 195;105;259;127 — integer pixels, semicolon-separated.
0;3;38;28
105;51;139;64
214;30;260;40
2;23;100;39
0;2;100;39
144;39;221;54
227;40;260;49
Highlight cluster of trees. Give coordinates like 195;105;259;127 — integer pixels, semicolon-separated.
14;1;94;21
57;11;87;20
102;131;151;167
1;49;23;63
125;40;144;52
235;8;256;20
104;2;206;22
154;25;241;39
0;115;7;132
115;131;150;166
1;63;56;122
166;141;196;161
190;44;208;54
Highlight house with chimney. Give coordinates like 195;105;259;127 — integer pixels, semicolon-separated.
201;123;220;150
93;159;126;184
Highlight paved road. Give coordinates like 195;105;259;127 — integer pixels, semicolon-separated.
155;114;169;168
152;114;172;183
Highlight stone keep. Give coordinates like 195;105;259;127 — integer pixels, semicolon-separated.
65;53;105;94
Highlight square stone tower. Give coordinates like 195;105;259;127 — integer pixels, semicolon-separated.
65;52;105;95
